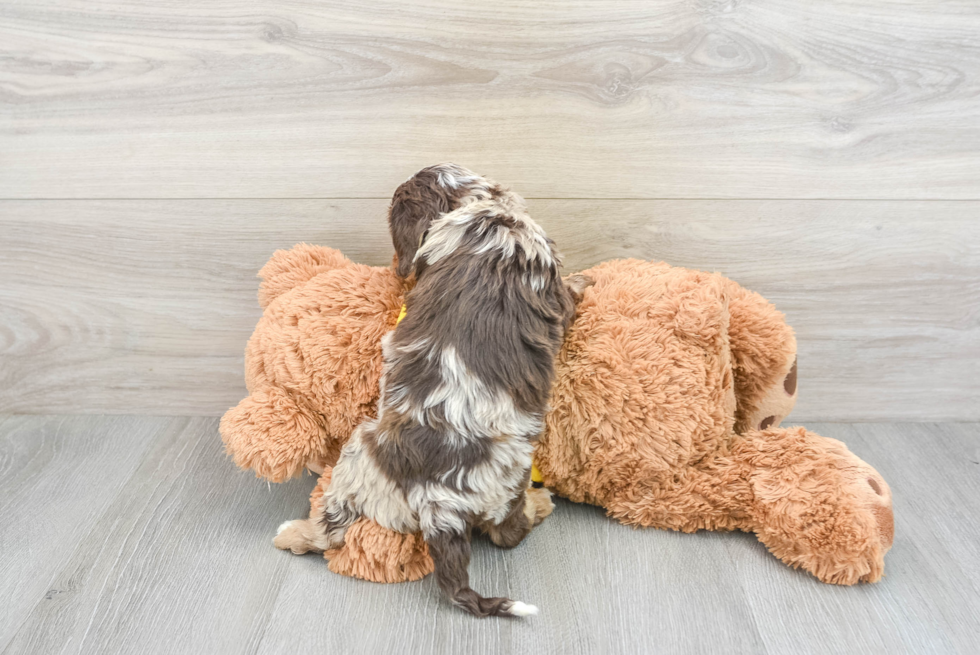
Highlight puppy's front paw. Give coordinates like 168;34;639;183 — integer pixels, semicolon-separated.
273;519;329;555
524;487;554;527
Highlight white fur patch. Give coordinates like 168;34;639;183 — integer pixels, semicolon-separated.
324;424;419;534
464;437;536;524
524;271;549;292
408;484;470;535
379;331;432;414
415;211;469;265
435;165;478;190
416;197;555;270
507;601;539;617
414;346;541;443
471;206;554;267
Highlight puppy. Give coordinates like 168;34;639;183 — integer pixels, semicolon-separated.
278;164;592;617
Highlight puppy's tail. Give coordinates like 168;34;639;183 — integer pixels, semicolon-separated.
427;528;538;618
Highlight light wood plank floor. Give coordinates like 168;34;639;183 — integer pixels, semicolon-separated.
1;416;977;654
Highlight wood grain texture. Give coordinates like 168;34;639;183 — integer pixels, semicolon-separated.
0;416;160;649
1;199;976;420
735;422;980;655
1;416;310;655
0;199;392;416
2;1;980;199
1;417;978;654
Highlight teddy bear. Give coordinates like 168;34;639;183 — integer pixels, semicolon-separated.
220;243;893;586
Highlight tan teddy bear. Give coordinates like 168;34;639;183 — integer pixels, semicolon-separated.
221;244;893;586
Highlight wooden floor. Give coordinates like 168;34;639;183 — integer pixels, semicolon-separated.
1;415;977;654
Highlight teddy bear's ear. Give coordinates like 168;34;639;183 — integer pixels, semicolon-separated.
257;244;350;309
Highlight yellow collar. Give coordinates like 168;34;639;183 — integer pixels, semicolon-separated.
531;463;544;488
396;305;408;325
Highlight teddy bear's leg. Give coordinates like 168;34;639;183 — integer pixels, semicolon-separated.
595;427;892;584
723;281;799;433
481;487;554;549
599;466;754;534
220;386;340;483
288;468;434;583
732;426;894;584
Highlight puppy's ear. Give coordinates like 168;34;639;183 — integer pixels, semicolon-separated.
558;273;595;331
388;171;452;278
564;274;595;304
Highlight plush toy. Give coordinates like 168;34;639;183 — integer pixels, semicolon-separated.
221;244;893;586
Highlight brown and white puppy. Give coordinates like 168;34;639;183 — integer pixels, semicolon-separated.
281;164;591;617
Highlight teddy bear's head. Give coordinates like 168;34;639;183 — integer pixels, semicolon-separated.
221;245;406;481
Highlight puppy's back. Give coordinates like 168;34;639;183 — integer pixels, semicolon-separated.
377;192;573;617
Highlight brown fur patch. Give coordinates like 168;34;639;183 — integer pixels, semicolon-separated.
784;357;798;395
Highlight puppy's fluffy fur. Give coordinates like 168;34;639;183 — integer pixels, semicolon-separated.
307;164;591;617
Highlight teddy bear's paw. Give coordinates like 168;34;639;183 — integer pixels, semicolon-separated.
819;446;893;584
273;519;331;555
756;508;890;586
525;487;555;528
843;457;893;554
748;428;893;585
740;357;798;434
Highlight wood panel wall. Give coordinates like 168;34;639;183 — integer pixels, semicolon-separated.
2;1;978;419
